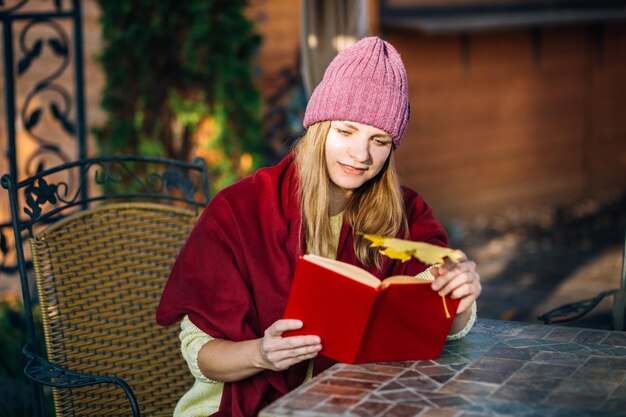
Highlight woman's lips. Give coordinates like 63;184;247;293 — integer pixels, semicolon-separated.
339;162;367;175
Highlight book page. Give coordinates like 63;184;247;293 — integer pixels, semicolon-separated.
380;275;432;289
303;254;380;288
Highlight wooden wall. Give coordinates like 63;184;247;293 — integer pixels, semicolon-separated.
248;0;301;101
250;1;626;220
389;25;626;219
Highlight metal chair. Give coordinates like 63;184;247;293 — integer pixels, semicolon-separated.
538;230;625;331
1;155;210;417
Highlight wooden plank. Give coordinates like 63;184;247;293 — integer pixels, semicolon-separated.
387;0;519;6
387;30;465;81
588;135;626;190
397;120;584;173
541;26;588;71
408;93;585;141
398;127;588;219
429;174;587;219
408;65;587;99
467;29;535;75
402;141;583;187
603;24;626;66
389;27;591;83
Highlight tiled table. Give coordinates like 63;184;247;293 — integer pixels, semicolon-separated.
260;319;626;417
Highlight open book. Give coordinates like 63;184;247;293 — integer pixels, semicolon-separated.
283;254;460;364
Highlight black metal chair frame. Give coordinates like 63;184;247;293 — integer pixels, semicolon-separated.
1;155;210;417
538;230;626;331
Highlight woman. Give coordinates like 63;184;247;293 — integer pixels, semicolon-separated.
157;36;481;417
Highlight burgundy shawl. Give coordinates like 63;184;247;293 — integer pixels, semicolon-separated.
156;155;447;416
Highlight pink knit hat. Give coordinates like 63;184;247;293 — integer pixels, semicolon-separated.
303;36;410;147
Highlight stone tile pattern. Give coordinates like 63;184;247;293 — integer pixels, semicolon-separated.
260;319;626;417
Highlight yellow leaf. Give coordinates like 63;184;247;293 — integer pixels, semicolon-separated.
379;247;412;263
364;234;387;248
363;234;463;265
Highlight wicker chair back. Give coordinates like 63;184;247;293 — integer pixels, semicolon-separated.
30;203;196;416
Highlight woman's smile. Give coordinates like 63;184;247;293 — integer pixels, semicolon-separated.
338;162;368;175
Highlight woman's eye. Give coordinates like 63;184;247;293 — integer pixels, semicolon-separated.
374;138;391;146
337;129;351;136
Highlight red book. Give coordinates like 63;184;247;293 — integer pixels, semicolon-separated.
283;254;460;364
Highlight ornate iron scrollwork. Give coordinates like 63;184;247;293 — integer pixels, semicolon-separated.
14;157;206;229
20;18;74;143
0;1;30;14
1;0;86;273
24;177;59;221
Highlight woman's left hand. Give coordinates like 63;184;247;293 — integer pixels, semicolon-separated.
431;251;481;314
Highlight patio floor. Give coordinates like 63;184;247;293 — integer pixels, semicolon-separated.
453;190;625;330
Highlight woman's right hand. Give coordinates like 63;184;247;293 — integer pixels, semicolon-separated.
258;319;322;371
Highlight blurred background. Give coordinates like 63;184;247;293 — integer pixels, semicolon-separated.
0;0;625;413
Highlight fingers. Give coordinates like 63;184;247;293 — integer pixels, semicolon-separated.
262;343;322;371
454;250;468;263
261;319;323;371
456;297;475;315
266;319;304;338
432;260;476;290
436;270;479;298
443;250;466;270
431;258;482;312
270;351;320;372
433;251;469;276
263;334;321;352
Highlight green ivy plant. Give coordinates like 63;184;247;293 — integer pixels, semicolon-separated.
94;0;265;193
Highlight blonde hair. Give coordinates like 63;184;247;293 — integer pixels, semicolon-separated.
294;121;408;268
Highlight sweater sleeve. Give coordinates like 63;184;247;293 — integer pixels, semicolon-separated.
447;300;477;341
179;315;220;384
415;267;477;340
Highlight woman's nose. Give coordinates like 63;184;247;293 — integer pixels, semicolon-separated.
348;136;370;162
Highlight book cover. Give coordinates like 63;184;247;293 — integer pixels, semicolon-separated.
283;254;460;364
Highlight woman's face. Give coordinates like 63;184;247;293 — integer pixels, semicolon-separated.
325;121;393;197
